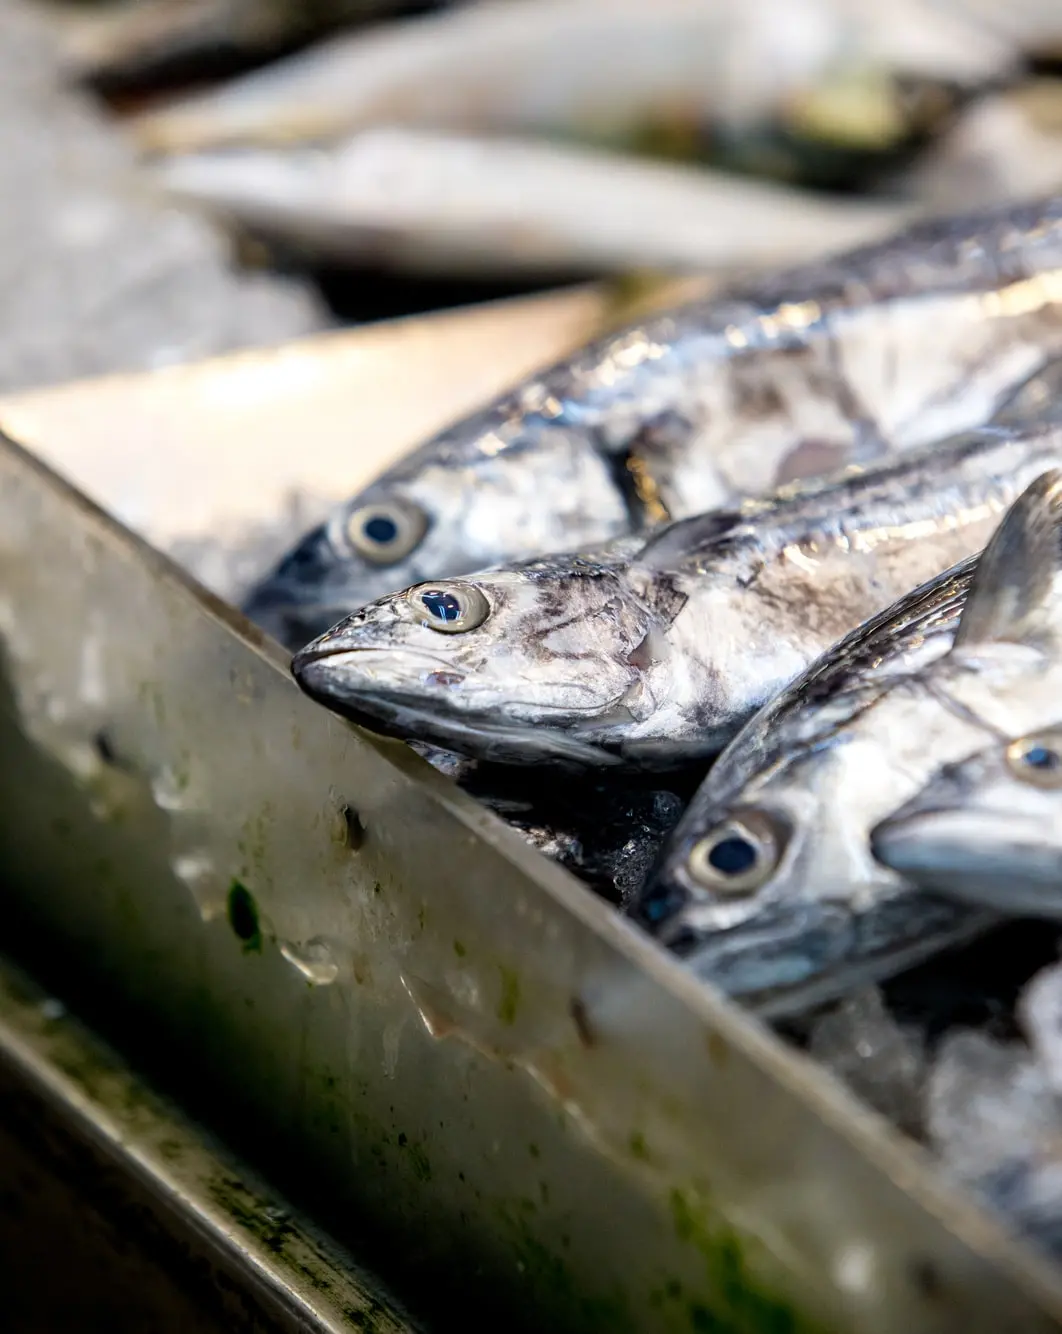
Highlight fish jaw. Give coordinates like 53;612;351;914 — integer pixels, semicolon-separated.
870;740;1062;918
240;519;365;649
657;875;995;1020
293;647;630;770
872;806;1062;917
244;425;633;651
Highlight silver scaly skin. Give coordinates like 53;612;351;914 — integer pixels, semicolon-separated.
636;471;1062;1019
247;193;1062;649
293;423;1062;773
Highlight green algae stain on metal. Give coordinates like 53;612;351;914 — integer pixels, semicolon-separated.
494;1201;635;1334
205;1175;402;1333
497;966;521;1026
237;802;275;889
227;879;262;954
629;1131;650;1162
136;679;166;729
668;1188;833;1334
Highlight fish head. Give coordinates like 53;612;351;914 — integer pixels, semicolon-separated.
637;726;910;1016
242;424;629;651
869;466;1062;915
291;548;660;769
871;726;1062;916
241;482;433;648
634;656;999;1018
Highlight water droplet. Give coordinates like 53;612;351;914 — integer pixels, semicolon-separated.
39;998;65;1021
59;740;106;784
280;937;339;986
330;802;365;850
77;633;107;709
381;1018;405;1079
151;764;195;811
444;969;481;1011
170;850;223;920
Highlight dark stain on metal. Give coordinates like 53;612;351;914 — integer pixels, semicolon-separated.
569;996;595;1049
226;880;262;953
338;804;366;851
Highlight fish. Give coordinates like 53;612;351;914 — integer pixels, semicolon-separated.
633;469;1062;1018
292;423;1062;774
936;1;1062;58
991;356;1062;428
130;0;1014;157
148;128;911;279
409;739;688;905
245;193;1062;648
869;727;1062;916
900;86;1062;214
59;0;432;96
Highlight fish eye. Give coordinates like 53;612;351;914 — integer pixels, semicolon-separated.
344;499;428;565
1006;731;1062;789
406;581;490;634
687;810;782;896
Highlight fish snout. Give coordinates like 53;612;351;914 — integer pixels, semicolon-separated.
871;804;1062;915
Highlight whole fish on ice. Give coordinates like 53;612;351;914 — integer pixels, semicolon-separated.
635;470;1062;1017
292;423;1062;773
247;194;1062;646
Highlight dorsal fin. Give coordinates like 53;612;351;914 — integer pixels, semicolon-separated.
955;469;1062;650
991;358;1062;430
634;508;746;573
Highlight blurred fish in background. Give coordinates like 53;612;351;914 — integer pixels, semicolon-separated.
77;0;1061;295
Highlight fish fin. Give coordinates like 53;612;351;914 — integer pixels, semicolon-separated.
991;358;1062;430
954;469;1062;650
635;507;745;573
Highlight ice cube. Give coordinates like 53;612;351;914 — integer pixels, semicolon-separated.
926;1030;1054;1177
1019;960;1062;1098
808;988;927;1136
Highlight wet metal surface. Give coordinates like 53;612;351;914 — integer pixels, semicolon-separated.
0;950;417;1334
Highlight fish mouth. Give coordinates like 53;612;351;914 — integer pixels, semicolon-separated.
292;649;625;770
656;888;994;1020
871;809;1062;915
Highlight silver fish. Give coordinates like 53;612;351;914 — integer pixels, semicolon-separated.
60;0;428;94
635;470;1062;1018
131;0;1015;157
246;193;1062;648
292;423;1062;773
991;354;1062;428
869;726;1062;916
149;128;911;279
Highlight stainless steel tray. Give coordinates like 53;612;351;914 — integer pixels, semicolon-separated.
1;292;1060;1333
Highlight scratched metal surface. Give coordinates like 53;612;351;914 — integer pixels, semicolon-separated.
0;299;1061;1331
